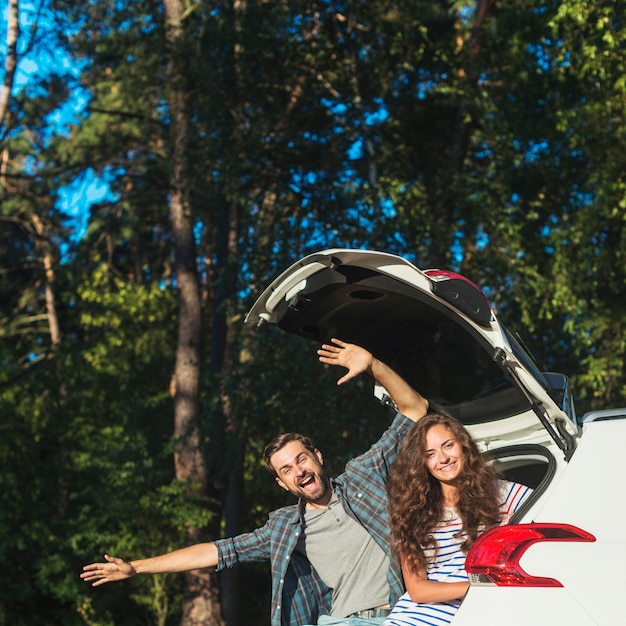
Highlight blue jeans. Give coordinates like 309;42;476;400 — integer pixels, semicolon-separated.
315;616;387;626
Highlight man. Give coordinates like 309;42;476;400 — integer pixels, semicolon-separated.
81;338;429;625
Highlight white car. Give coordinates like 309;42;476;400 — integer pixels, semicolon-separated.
246;248;626;626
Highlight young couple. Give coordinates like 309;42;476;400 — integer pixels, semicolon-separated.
82;339;532;625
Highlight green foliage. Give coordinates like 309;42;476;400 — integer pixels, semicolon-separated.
2;0;626;624
0;260;190;625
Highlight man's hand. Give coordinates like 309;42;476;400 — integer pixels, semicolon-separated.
319;337;428;421
81;554;137;586
318;338;373;385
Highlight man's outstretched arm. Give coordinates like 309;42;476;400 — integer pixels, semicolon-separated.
317;338;428;422
81;543;218;587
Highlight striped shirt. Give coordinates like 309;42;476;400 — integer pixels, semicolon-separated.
383;480;533;626
214;411;415;626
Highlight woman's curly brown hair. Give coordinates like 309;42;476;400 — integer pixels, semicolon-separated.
387;413;501;574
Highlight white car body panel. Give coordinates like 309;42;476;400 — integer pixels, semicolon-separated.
529;420;625;536
455;586;598;625
457;418;626;625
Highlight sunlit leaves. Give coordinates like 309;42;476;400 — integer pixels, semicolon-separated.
3;0;626;623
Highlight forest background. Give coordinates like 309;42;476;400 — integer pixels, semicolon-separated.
1;0;625;625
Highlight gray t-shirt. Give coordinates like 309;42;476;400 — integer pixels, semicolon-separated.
296;493;390;618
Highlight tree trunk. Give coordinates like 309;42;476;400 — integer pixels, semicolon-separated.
209;5;247;620
0;0;18;127
31;214;62;348
429;0;495;266
163;1;223;624
31;211;69;519
211;189;242;625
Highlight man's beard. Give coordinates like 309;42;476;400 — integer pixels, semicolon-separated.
293;470;330;504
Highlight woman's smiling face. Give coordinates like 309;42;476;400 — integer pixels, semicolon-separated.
424;423;465;484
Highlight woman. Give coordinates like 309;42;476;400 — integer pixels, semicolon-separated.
383;413;533;626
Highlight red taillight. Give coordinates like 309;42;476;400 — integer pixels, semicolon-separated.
465;523;596;587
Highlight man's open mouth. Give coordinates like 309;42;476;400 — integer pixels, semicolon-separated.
298;474;315;489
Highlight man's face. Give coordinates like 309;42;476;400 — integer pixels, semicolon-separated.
270;440;331;507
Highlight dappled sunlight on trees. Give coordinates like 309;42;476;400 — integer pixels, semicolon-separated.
1;0;625;624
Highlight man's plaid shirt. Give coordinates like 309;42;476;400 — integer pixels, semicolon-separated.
214;412;414;626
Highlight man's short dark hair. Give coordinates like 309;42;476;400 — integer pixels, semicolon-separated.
263;433;318;477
